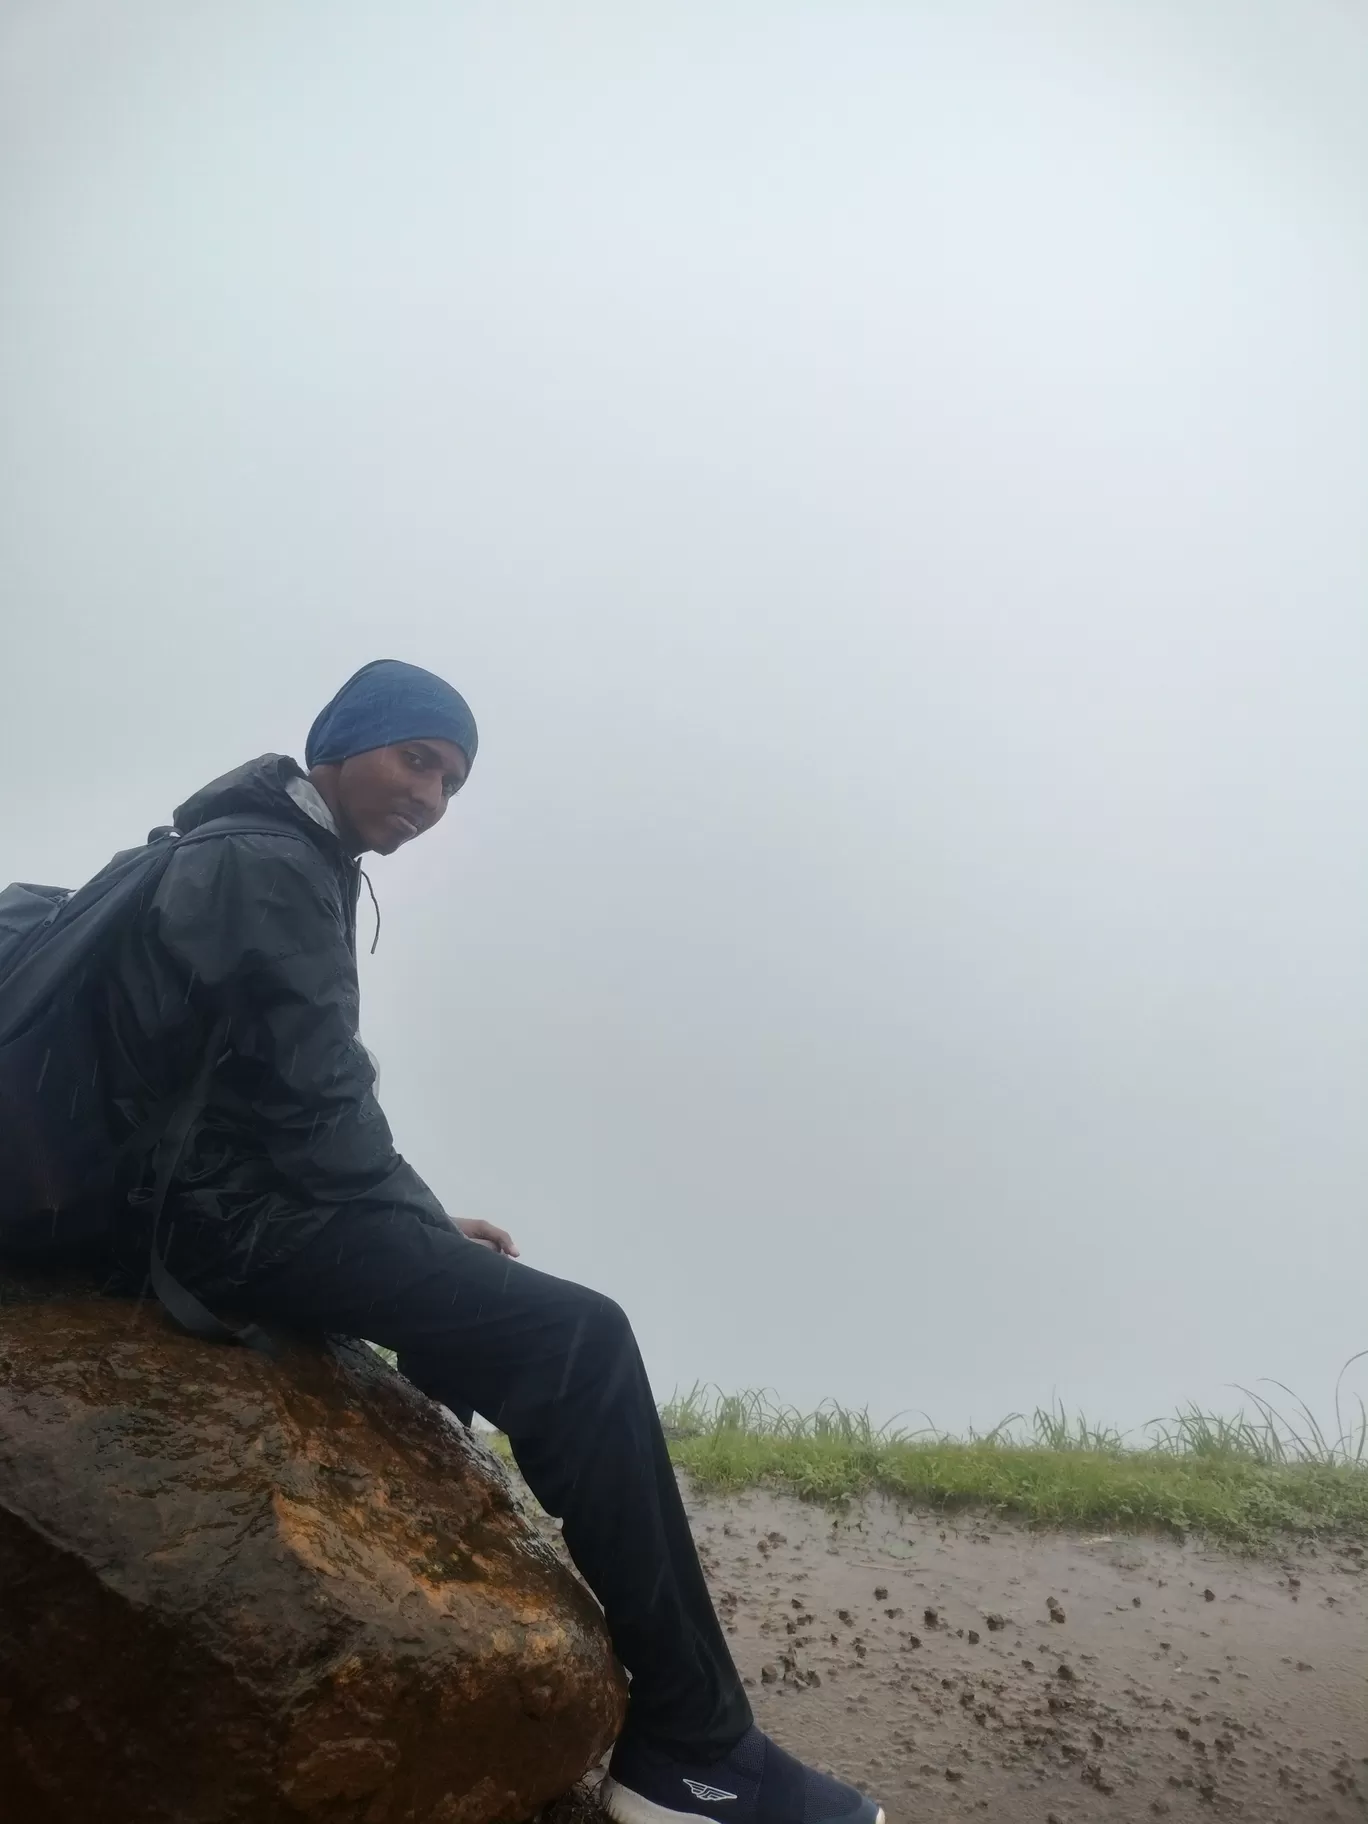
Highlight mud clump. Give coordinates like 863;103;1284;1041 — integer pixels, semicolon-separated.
673;1478;1368;1823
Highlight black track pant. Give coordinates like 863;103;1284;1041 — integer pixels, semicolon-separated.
240;1207;753;1758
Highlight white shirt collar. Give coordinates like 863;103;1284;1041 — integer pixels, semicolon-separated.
286;773;339;836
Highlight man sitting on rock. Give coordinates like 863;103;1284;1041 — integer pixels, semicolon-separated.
91;659;883;1824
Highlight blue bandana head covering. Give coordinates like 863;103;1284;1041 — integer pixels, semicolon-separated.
305;660;478;772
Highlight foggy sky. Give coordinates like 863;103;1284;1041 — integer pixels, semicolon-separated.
3;0;1366;1435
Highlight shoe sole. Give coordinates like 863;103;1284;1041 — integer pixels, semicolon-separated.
601;1776;885;1824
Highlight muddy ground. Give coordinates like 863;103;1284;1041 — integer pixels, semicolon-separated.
530;1475;1367;1823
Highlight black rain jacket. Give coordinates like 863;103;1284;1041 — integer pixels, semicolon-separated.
102;754;450;1299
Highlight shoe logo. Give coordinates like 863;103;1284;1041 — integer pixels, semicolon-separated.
683;1781;738;1803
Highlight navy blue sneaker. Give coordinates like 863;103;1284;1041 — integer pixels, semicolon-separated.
600;1725;884;1824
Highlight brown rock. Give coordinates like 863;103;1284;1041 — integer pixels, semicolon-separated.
0;1270;625;1824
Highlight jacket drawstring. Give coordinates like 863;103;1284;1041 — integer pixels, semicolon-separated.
360;869;381;955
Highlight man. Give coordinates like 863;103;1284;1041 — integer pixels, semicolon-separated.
98;659;883;1824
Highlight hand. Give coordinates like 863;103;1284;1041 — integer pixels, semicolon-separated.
455;1217;521;1258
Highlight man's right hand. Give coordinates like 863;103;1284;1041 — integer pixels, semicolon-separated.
454;1217;520;1258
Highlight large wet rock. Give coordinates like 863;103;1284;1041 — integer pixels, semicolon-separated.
0;1267;625;1824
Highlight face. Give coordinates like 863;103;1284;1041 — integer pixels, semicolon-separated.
327;737;469;856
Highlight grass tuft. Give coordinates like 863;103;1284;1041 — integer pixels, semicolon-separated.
657;1377;1368;1548
387;1352;1368;1549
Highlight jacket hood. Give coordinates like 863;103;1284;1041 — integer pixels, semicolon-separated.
174;754;325;838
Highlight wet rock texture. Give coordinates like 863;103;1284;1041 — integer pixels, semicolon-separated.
0;1270;625;1824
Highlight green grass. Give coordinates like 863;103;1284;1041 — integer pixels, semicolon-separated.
398;1343;1368;1549
651;1371;1368;1548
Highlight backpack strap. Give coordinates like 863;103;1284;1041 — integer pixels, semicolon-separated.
145;1019;280;1355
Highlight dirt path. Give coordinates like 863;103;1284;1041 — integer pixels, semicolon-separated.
675;1483;1367;1822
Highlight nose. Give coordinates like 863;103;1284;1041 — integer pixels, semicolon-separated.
407;775;446;823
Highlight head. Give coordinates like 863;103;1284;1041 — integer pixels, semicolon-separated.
304;659;477;857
